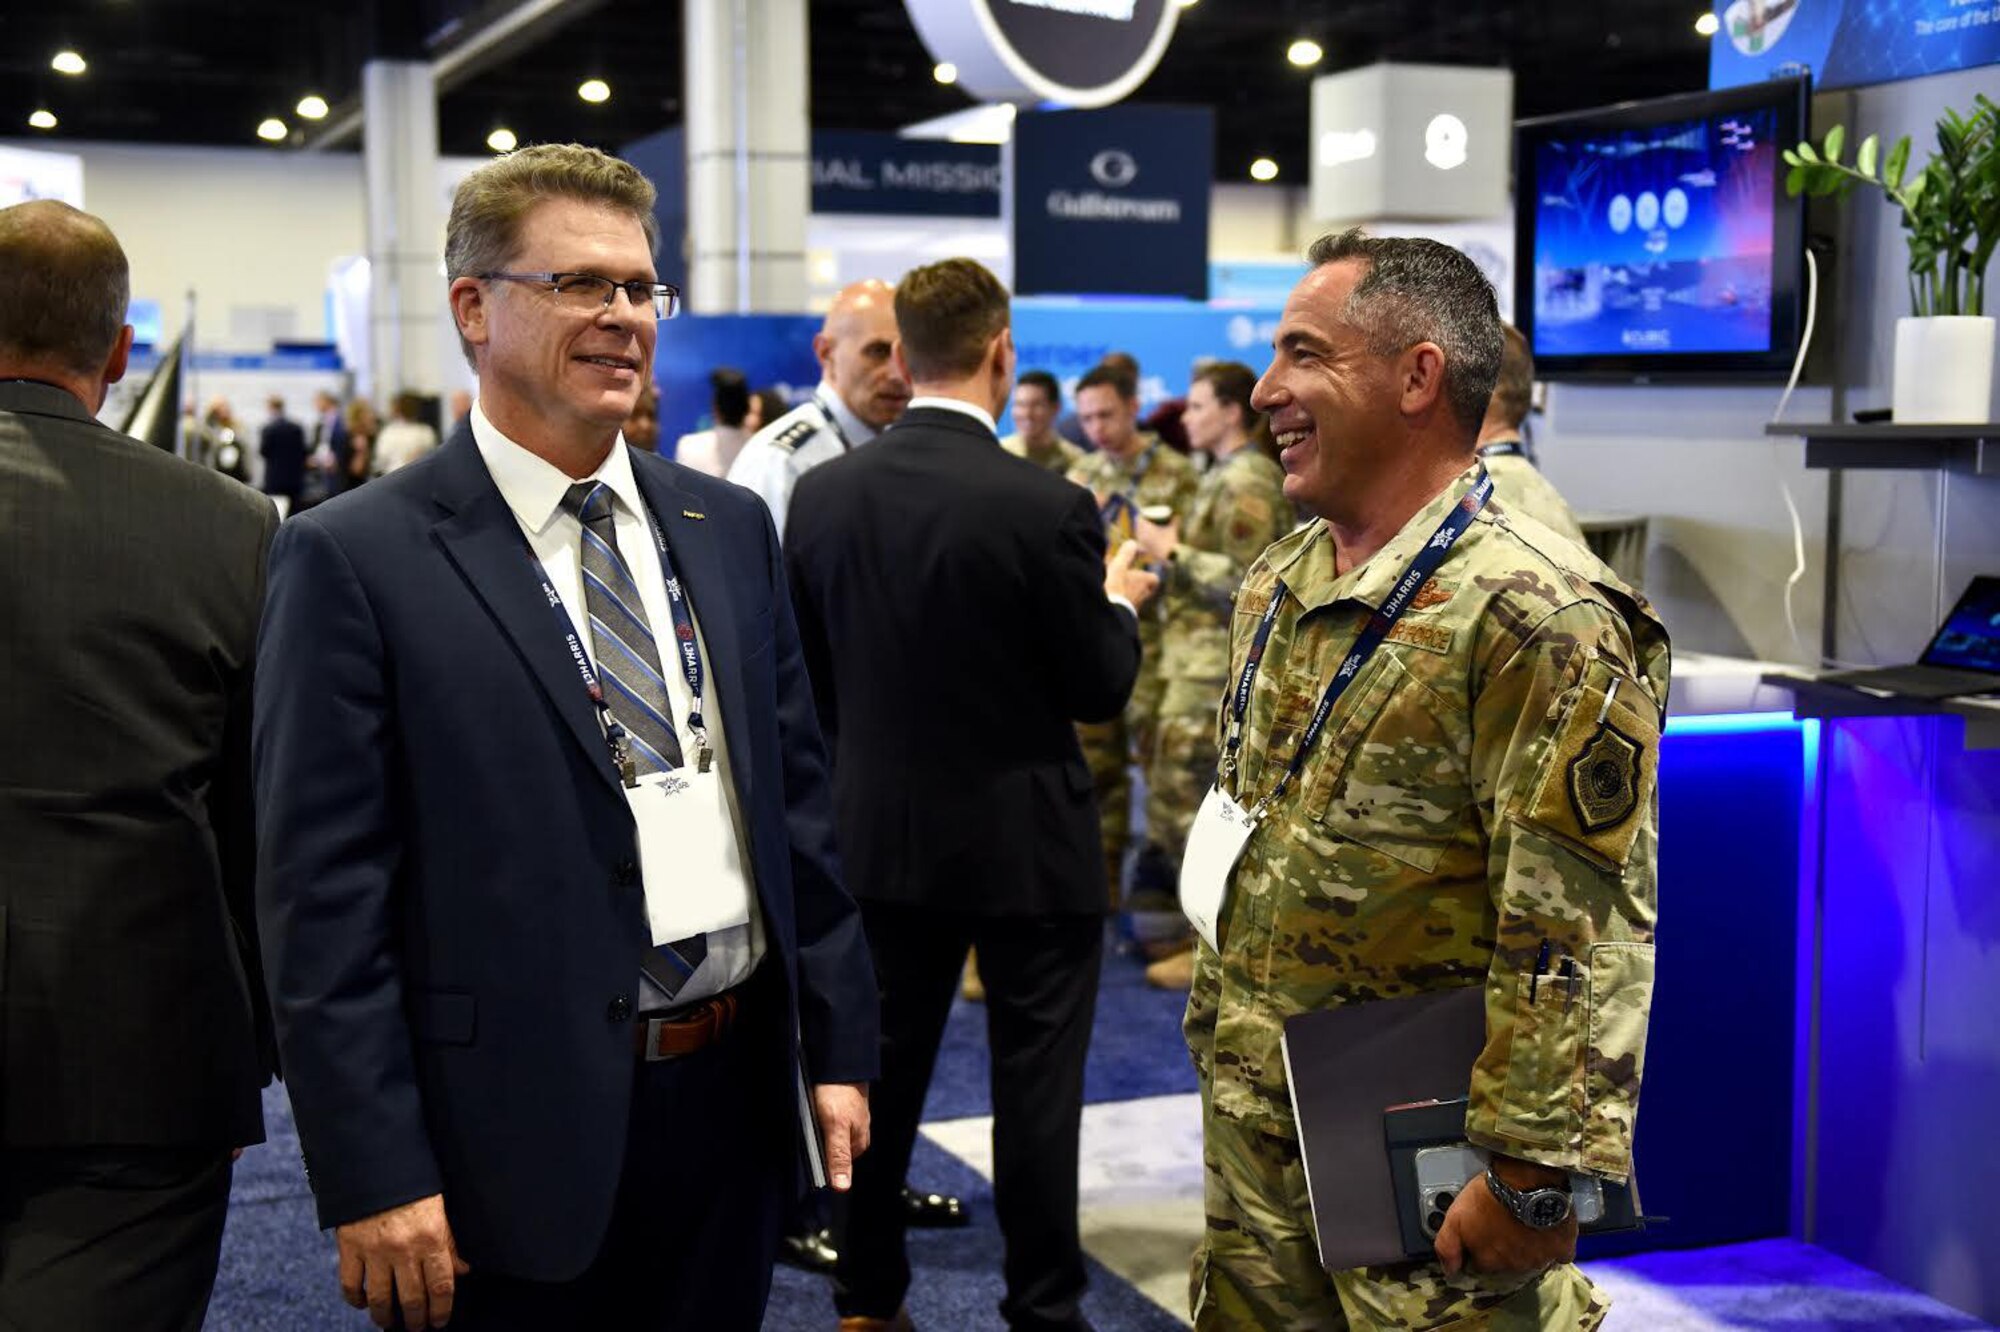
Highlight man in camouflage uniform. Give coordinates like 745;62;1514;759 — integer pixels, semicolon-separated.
1001;369;1084;474
1185;231;1669;1330
1066;361;1199;906
1131;361;1289;989
1475;324;1587;549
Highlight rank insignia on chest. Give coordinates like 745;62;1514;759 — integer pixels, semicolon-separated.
1567;723;1641;832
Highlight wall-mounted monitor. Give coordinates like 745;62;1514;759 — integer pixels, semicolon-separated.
1514;76;1809;382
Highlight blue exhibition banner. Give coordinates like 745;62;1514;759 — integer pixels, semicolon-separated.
650;313;824;453
812;131;1002;217
1013;105;1213;300
1002;300;1282;428
1710;0;2000;92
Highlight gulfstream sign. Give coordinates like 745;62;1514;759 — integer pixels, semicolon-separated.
904;0;1177;107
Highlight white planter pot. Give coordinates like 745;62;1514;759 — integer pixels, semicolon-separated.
1892;315;1996;424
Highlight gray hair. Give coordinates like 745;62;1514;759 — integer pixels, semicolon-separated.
1305;228;1502;437
0;201;130;379
444;143;660;368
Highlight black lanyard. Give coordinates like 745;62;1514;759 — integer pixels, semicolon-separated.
1221;469;1493;816
813;389;854;452
526;485;710;776
1478;440;1524;459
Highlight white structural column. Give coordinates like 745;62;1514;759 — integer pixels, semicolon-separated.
683;0;810;313
361;60;447;401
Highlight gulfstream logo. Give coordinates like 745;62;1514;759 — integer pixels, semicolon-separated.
1046;191;1181;222
1006;0;1136;17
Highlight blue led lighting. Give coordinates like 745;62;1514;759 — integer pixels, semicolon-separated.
1664;710;1806;737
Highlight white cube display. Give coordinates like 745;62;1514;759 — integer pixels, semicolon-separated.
1309;64;1513;225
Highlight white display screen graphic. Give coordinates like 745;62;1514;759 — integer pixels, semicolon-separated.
1006;0;1136;18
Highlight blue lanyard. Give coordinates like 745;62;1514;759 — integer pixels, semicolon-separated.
526;489;710;773
813;388;854;452
1221;469;1493;815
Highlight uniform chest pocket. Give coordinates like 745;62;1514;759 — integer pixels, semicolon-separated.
1302;652;1470;874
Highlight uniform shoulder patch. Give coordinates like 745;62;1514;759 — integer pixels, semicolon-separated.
1567;722;1642;831
767;414;820;455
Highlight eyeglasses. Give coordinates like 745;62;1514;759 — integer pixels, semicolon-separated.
479;271;682;319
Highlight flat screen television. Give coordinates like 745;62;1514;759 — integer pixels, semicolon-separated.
1514;76;1810;382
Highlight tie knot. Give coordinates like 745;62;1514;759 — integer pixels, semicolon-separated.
563;481;614;528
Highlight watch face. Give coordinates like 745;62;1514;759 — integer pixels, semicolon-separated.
1526;1191;1572;1228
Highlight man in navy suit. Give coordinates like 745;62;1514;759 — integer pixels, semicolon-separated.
254;143;877;1331
258;394;307;515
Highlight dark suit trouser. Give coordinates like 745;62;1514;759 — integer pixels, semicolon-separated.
835;905;1102;1331
0;1146;232;1332
436;966;794;1332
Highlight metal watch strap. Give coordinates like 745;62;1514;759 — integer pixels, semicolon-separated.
1484;1163;1573;1230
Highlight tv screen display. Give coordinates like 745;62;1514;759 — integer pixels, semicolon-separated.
1515;77;1809;381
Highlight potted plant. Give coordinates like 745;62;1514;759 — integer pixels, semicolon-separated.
1784;94;1998;423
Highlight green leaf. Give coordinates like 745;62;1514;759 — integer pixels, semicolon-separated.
1825;125;1845;163
1797;142;1819;164
1781;148;1801;167
1857;134;1879;178
1902;171;1928;214
1885;136;1911;190
1785;163;1807;196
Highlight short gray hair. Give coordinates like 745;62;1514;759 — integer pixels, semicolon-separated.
1305;228;1502;438
0;201;130;379
445;143;660;367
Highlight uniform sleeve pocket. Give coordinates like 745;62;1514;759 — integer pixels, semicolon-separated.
409;989;477;1046
1583;941;1655;1176
1512;657;1661;873
1495;968;1586;1148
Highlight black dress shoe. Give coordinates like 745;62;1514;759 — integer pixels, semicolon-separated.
779;1225;840;1272
901;1186;969;1228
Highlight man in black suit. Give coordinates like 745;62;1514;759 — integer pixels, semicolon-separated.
787;259;1158;1332
258;393;307;515
254;143;878;1332
0;200;278;1330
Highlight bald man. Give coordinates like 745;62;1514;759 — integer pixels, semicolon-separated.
727;280;911;540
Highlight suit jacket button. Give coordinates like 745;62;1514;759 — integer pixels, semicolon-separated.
607;996;632;1022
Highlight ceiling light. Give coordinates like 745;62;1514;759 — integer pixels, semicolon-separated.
1694;11;1720;35
296;94;329;120
487;127;518;153
52;50;87;76
578;78;610;104
1250;157;1279;182
257;118;288;142
1287;39;1324;67
29;109;58;131
934;62;959;85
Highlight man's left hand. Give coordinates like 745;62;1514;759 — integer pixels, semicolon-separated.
1133;514;1178;564
1433;1154;1578;1277
811;1082;871;1192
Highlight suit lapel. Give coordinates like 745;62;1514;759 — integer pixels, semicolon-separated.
427;429;624;798
631;456;754;807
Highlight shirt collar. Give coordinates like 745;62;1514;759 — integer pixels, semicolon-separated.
906;395;997;435
815;380;879;447
1273;461;1487;614
470;401;643;536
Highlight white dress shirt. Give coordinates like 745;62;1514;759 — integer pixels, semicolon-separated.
470;402;764;1009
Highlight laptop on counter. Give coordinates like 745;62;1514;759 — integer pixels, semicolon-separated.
1815;575;2000;699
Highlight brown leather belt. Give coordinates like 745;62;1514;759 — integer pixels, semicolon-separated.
633;990;741;1061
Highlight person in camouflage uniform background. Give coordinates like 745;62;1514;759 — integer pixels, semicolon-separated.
1185;230;1669;1330
1066;361;1199;906
1130;361;1290;988
1475;324;1588;550
1002;369;1085;475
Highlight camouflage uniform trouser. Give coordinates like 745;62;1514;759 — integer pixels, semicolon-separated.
1132;678;1223;912
1078;663;1165;908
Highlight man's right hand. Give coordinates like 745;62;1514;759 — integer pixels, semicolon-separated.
1105;539;1161;611
336;1194;470;1330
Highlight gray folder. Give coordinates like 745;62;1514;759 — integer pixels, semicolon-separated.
1279;985;1487;1271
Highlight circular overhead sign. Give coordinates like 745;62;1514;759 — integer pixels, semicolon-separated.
904;0;1179;109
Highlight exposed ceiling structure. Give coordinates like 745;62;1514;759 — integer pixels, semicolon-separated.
3;0;1716;182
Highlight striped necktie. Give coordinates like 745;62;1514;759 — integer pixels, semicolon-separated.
562;481;707;997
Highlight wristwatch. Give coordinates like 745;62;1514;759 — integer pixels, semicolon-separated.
1483;1163;1573;1230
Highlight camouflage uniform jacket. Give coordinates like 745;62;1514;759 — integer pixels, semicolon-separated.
1000;430;1084;475
1066;441;1200;657
1186;463;1671;1182
1159;446;1289;688
1480;440;1588;550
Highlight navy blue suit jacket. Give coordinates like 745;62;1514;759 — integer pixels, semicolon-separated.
253;425;877;1280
